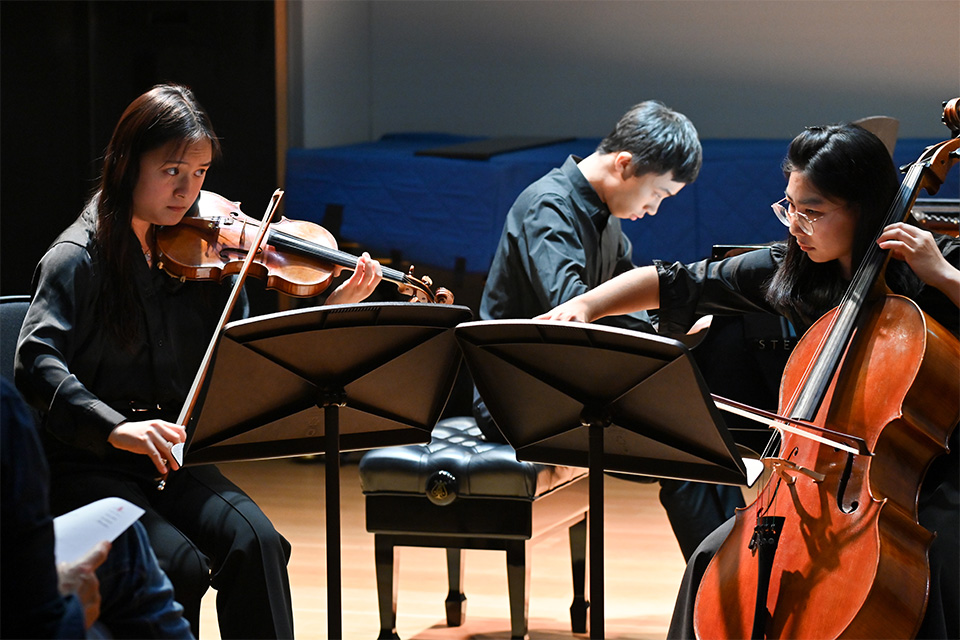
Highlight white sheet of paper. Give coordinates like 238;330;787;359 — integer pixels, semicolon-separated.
53;497;145;565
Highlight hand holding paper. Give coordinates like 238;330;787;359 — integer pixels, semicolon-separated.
56;541;110;629
53;497;145;565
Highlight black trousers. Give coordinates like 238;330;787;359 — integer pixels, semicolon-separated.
49;463;294;639
659;479;744;562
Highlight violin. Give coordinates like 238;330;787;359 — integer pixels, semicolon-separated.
694;99;960;639
155;190;454;304
151;188;453;490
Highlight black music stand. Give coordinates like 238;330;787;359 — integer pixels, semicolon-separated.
455;319;748;639
183;302;473;639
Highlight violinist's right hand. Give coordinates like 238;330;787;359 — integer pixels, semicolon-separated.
108;420;187;474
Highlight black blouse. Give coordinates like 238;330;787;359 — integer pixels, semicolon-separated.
654;235;960;338
654;234;960;500
15;201;246;478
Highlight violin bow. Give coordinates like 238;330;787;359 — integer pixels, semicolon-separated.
157;189;284;490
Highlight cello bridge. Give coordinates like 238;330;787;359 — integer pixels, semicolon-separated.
770;457;826;484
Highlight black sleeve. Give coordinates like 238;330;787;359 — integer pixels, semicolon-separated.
15;241;126;456
655;248;781;336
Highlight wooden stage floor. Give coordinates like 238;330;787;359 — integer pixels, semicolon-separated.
199;456;693;639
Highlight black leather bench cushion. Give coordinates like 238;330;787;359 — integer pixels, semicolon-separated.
359;416;586;500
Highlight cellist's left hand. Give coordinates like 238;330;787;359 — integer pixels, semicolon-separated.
325;252;383;305
878;222;960;307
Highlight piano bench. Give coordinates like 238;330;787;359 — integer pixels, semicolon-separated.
358;416;589;640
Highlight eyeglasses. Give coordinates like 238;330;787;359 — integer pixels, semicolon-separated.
771;198;816;235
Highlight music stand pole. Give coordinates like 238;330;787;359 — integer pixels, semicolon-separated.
455;319;750;639
322;389;347;639
181;302;473;637
587;418;605;639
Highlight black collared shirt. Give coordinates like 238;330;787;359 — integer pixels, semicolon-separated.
15;200;245;477
480;155;655;332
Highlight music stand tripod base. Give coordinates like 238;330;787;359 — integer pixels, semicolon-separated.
182;302;473;638
455;319;747;638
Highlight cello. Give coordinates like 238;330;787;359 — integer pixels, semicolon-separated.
693;100;960;638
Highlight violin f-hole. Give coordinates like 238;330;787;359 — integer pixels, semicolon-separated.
220;247;251;261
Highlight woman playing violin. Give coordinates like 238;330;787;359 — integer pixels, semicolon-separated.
15;83;383;638
541;123;959;638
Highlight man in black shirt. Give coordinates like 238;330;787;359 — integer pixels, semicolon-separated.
474;101;744;560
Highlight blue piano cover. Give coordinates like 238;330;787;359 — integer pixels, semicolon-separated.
285;133;955;274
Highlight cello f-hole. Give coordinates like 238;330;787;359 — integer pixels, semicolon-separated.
836;451;860;514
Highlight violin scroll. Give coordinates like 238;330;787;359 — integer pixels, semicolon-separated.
397;266;455;304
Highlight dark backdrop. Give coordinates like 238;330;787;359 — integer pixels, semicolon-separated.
1;0;277;298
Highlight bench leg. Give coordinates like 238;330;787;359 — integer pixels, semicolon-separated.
569;515;589;633
445;548;467;626
506;539;531;640
374;535;400;640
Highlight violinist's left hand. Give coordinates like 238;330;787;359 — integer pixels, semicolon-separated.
325;252;383;305
878;222;960;307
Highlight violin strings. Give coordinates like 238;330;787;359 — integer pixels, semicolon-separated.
267;227;410;283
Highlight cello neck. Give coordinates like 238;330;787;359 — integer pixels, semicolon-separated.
790;141;958;422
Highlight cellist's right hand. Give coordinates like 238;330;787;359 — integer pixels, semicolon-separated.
108;420;186;474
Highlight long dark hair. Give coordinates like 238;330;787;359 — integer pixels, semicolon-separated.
94;84;220;345
764;124;899;324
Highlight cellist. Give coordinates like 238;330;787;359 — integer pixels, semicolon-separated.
539;122;959;638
